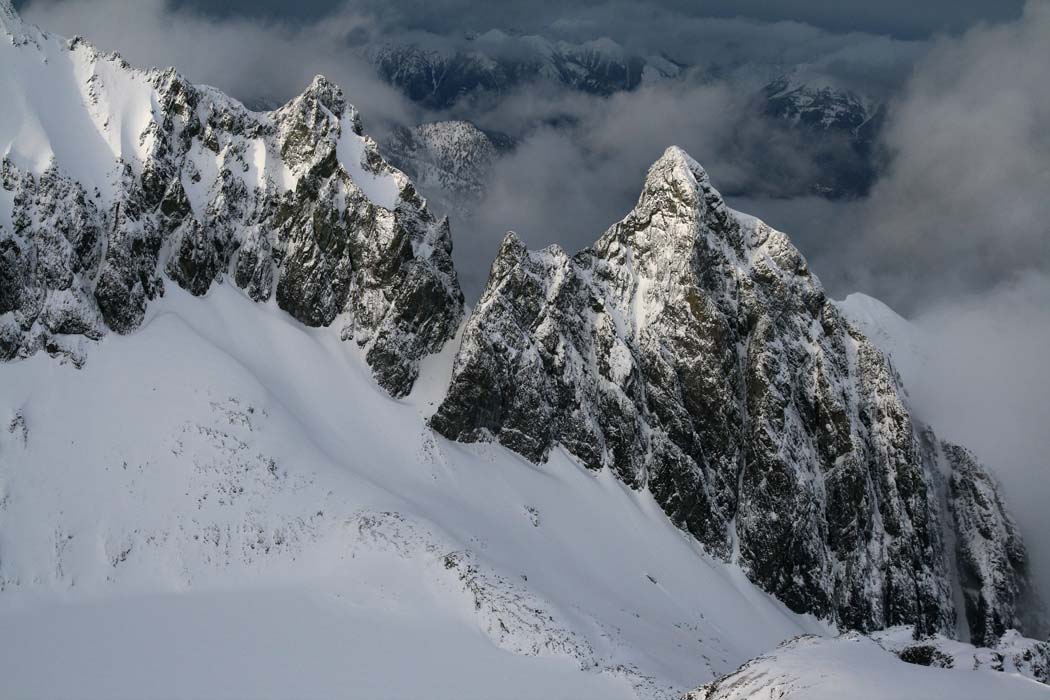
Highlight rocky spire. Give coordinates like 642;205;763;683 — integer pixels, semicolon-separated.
432;145;1034;643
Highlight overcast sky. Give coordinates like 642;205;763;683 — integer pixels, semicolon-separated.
129;0;1028;39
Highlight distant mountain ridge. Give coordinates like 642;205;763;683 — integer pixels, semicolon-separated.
364;31;684;110
381;120;511;217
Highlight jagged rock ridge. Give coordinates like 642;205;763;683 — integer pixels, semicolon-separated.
0;2;463;395
431;146;1035;645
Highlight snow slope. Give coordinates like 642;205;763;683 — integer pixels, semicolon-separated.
689;633;1050;700
836;292;931;384
0;281;826;699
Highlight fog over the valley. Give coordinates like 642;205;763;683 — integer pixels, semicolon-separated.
19;0;1050;605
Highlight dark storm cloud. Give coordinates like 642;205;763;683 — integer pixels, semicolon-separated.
15;0;1010;102
155;0;1023;40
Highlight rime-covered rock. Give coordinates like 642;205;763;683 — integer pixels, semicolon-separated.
431;146;1034;641
0;3;462;395
686;632;1050;700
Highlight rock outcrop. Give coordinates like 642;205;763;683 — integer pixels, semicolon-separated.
943;443;1035;645
873;626;1050;684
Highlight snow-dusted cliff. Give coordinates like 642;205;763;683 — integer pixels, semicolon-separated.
431;146;1037;645
688;632;1050;700
0;3;462;396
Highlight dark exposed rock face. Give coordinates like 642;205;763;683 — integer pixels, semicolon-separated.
943;443;1034;646
0;18;462;396
431;146;1033;641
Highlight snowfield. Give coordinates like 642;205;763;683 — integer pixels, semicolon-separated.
0;282;825;699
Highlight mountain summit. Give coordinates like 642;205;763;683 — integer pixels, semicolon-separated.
432;144;1036;644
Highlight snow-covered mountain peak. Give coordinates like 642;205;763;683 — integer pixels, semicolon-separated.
595;146;744;285
634;146;736;237
642;145;706;194
380;119;505;217
763;67;876;133
277;74;349;125
433;144;1035;646
0;1;463;395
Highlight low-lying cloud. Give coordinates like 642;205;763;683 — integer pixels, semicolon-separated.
824;0;1050;312
844;1;1049;609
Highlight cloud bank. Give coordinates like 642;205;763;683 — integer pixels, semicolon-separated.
844;1;1049;609
905;275;1050;619
823;0;1050;311
161;0;1024;41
